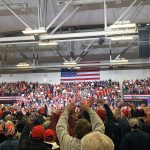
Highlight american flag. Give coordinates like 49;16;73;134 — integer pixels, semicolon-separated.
60;68;100;82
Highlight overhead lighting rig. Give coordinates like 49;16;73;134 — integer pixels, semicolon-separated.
16;62;30;67
22;27;47;35
38;41;58;46
108;21;137;31
110;58;129;63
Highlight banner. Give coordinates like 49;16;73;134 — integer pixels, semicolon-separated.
124;95;150;100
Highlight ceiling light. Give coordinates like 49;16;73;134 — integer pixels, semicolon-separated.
22;27;46;34
111;58;128;63
63;61;77;65
0;36;35;42
38;41;58;46
72;0;102;5
110;36;134;41
109;23;136;29
16;62;30;67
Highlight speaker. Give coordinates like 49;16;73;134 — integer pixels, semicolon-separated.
138;28;150;58
98;36;105;45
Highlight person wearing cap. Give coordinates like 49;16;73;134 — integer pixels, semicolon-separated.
120;118;150;150
0;123;19;150
44;129;59;150
56;102;105;150
19;119;53;150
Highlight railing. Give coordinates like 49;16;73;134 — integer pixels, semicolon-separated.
0;96;22;102
124;94;150;101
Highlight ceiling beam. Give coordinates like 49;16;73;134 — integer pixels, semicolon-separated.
0;0;31;29
78;0;150;11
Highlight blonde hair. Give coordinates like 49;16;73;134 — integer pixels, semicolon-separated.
128;118;139;128
81;132;114;150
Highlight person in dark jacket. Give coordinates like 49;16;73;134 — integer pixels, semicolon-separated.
0;123;19;150
120;118;150;150
114;108;131;138
19;119;52;150
98;99;121;150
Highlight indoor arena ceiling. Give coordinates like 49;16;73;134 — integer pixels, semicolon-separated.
0;0;150;73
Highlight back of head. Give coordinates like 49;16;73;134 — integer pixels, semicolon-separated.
75;118;92;139
128;118;139;129
42;121;51;130
4;123;16;138
5;114;12;122
44;129;56;142
113;108;121;119
81;111;91;122
81;132;114;150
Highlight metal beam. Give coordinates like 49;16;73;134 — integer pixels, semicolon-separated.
0;54;1;66
33;46;36;66
75;40;96;62
0;0;31;29
0;36;35;42
36;52;39;66
4;50;7;66
46;0;73;31
130;2;144;21
43;0;48;28
50;6;81;34
109;41;112;62
0;38;99;46
38;0;41;28
55;49;68;62
70;41;74;60
1;61;150;70
39;0;43;27
15;45;32;65
123;0;144;21
40;29;137;40
113;0;138;24
18;50;32;65
114;37;138;60
104;0;107;31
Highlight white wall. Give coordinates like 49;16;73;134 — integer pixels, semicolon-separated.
0;72;60;84
0;69;149;84
100;69;150;83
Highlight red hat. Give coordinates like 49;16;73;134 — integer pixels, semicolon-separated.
44;129;56;141
123;108;130;117
31;125;44;139
97;108;106;121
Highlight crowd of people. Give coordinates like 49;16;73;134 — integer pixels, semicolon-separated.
123;78;150;94
0;79;150;150
0;81;121;109
0;98;150;150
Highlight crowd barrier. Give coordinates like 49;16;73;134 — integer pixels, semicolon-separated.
124;95;150;101
0;96;22;103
